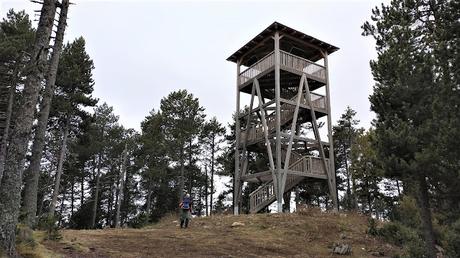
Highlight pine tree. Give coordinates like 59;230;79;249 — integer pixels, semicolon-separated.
46;37;97;218
350;130;384;217
362;1;459;256
138;110;179;221
160;89;205;200
201;117;225;214
22;0;69;226
0;9;35;181
89;103;118;228
0;1;56;254
332;106;362;210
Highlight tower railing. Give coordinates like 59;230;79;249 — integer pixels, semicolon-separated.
279;50;326;80
240;93;327;144
238;51;326;86
239;51;274;85
248;155;330;213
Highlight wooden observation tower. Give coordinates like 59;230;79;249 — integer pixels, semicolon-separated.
227;22;339;214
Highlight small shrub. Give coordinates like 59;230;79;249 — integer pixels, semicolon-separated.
367;218;379;236
129;212;150;228
445;219;460;258
36;215;61;240
393;196;421;229
378;222;425;257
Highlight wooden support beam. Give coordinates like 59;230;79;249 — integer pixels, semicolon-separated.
321;50;338;211
279;132;330;146
238;99;275;119
281;33;324;54
303;76;336;211
274;31;283;212
239;36;273;64
234;60;241;215
240;84;256;177
280;74;306;195
241;170;271;181
254;79;277;195
286;170;328;180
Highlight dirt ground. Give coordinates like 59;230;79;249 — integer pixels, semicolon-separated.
38;209;400;258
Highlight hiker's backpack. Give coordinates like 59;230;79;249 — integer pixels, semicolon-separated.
182;197;191;209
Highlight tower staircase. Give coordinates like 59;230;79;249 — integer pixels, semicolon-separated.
240;92;329;213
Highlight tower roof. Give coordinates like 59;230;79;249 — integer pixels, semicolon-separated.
227;21;339;64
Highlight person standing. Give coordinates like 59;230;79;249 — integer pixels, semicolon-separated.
179;193;192;228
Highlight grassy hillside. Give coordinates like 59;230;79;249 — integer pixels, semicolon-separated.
23;209;401;258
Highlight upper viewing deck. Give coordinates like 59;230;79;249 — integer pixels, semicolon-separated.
238;50;327;87
227;22;339;95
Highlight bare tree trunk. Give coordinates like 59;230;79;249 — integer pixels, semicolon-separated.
179;145;185;200
205;165;208;216
22;0;69;226
107;166;114;226
58;187;66;227
396;179;401;197
283;191;291;212
295;187;300;211
91;152;103;229
0;77;17;182
210;138;215;215
187;138;193;195
344;151;352;209
49;120;70;217
81;172;85;206
146;188;152;214
70;178;75;218
416;174;436;258
115;144;127;228
0;1;55;255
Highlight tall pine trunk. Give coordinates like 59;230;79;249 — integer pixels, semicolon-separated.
0;1;56;255
179;145;185;200
0;72;17;182
205;165;208;216
81;165;86;206
210;139;215;214
49;120;70;216
70;177;75;218
58;186;66;227
146;188;152;215
91;152;103;229
115;144;127;228
416;174;436;258
22;0;69;226
187;138;193;195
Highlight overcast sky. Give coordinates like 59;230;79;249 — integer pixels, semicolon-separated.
1;0;388;131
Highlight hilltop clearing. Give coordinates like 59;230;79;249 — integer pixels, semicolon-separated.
25;209;401;257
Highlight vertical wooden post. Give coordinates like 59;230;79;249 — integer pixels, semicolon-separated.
234;60;241;215
240;84;256;177
323;52;338;211
274;31;282;213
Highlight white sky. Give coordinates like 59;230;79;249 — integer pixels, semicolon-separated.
1;0;387;131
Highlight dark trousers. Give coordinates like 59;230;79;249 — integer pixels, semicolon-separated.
180;209;190;228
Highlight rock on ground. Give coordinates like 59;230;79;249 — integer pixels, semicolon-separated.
332;243;352;255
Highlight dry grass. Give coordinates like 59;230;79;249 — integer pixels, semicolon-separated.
17;231;60;258
39;209;401;258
